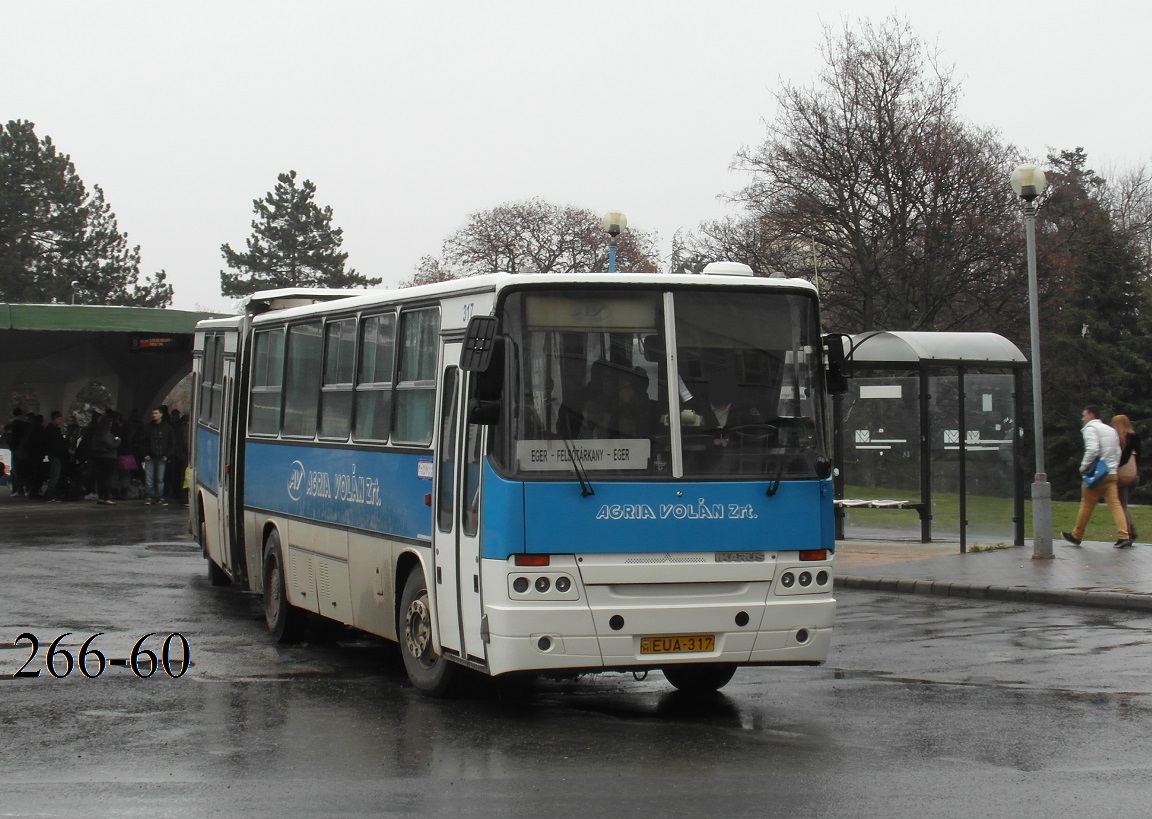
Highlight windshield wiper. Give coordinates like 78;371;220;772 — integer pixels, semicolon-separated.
561;436;595;497
765;444;790;497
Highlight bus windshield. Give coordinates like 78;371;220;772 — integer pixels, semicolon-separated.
494;286;828;480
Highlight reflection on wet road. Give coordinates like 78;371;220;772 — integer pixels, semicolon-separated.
2;501;1151;817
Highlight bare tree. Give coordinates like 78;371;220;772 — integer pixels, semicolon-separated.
439;198;661;276
731;17;1023;333
399;255;460;288
1098;161;1152;267
673;215;827;281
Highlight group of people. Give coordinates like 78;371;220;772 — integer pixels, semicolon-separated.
3;404;189;507
1062;406;1141;549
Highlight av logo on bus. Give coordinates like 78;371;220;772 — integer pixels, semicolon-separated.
284;458;384;508
287;460;306;501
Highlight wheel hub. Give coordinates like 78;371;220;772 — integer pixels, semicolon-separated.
404;597;431;661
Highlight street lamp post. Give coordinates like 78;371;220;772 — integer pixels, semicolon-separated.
1010;163;1052;560
601;211;627;272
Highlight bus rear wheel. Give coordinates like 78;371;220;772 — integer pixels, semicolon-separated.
202;517;230;587
263;530;303;643
398;568;459;697
662;663;737;694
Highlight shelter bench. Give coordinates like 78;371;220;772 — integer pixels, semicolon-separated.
834;499;931;538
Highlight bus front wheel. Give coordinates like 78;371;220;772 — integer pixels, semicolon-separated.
662;663;737;694
263;530;303;643
398;569;459;697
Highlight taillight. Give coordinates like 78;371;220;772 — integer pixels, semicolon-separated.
514;554;550;567
799;550;828;562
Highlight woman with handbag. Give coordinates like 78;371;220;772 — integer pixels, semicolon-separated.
1112;414;1141;542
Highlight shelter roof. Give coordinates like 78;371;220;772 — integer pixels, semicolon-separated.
0;303;225;333
849;331;1027;367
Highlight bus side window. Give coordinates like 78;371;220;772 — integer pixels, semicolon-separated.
319;318;356;440
393;308;440;445
354;313;396;442
283;321;323;438
249;328;285;435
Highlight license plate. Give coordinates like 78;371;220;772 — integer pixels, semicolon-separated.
639;634;715;654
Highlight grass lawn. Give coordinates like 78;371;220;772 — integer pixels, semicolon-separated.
840;484;1144;543
1025;497;1145;541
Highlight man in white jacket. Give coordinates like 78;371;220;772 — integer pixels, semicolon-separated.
1062;406;1132;548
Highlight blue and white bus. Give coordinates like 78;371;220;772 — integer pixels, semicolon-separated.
191;266;845;695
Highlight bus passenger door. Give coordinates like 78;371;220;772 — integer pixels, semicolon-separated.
432;353;487;666
202;332;237;580
457;387;486;664
217;351;241;579
433;365;464;657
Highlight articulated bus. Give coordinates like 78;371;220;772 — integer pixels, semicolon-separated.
191;266;846;695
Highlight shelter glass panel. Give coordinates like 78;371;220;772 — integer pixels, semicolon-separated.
929;373;1016;544
839;375;922;540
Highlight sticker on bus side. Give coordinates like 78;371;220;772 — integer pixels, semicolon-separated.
418;458;433;480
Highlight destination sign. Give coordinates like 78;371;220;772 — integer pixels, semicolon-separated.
515;439;650;471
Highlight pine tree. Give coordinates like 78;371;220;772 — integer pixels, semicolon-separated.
1033;149;1152;498
0;119;171;305
220;170;380;297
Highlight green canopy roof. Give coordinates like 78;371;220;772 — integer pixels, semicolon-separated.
0;303;226;333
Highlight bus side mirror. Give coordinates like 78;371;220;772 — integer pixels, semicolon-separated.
823;333;851;394
467;335;505;426
461;315;499;372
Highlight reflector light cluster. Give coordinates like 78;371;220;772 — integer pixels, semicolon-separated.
776;569;831;595
508;573;579;600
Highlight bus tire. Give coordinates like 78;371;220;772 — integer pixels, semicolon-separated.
662;663;737;694
263;530;303;643
203;518;230;587
398;568;458;697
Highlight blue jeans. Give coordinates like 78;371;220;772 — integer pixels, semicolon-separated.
144;458;167;501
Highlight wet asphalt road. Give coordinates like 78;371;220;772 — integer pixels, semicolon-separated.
1;499;1151;818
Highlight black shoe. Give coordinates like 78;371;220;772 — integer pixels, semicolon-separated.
1130;529;1137;541
1115;539;1134;549
1061;531;1082;546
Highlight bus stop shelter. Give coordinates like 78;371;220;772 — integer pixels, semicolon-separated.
0;303;222;423
832;331;1028;552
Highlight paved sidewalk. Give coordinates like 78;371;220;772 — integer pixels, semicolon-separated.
836;538;1152;612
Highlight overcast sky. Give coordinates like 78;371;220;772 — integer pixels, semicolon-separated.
6;1;1151;312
